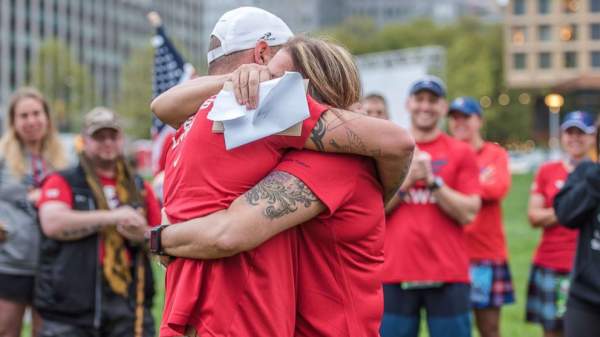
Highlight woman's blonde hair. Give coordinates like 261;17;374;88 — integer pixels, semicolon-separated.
0;87;67;178
284;36;361;109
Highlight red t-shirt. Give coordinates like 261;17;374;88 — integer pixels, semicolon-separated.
38;173;162;262
465;142;511;262
530;161;579;272
161;96;327;337
382;133;481;283
276;150;384;337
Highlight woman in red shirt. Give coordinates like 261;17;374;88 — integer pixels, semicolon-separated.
448;96;514;337
526;111;596;337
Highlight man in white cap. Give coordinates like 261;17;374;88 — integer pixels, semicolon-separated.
151;7;414;337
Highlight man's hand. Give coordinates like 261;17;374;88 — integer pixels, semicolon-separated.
407;150;433;186
27;188;41;204
112;206;148;242
230;64;271;109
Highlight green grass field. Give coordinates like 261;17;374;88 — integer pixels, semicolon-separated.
22;173;542;337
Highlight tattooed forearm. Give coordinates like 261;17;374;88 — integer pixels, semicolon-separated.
58;224;102;240
245;171;319;219
311;109;383;157
310;118;326;151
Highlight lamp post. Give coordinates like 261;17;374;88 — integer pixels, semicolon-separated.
544;93;564;158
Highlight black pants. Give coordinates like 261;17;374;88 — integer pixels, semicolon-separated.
564;298;600;337
39;285;155;337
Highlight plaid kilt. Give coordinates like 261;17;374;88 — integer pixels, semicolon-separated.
469;260;515;309
525;264;571;331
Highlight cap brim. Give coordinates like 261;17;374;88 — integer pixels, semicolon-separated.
449;109;477;116
85;124;121;136
560;121;596;134
411;88;444;97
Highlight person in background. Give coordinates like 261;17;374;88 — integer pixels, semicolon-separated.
0;87;67;337
362;93;389;120
448;96;514;337
36;107;161;337
382;77;481;337
554;116;600;337
526;111;596;337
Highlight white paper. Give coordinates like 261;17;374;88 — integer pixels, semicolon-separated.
207;76;281;122
209;72;310;150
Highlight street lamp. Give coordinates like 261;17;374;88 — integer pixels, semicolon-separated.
544;93;564;158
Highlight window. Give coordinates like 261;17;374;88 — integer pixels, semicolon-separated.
591;51;600;68
539;52;552;69
513;53;527;70
559;24;577;41
538;25;552;41
563;0;579;13
592;0;600;12
539;0;551;13
512;26;527;45
591;23;600;40
514;0;526;14
564;51;577;68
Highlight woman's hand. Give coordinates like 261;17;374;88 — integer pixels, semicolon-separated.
230;64;272;109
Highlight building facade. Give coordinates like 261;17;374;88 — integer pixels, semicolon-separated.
505;0;600;88
0;0;203;111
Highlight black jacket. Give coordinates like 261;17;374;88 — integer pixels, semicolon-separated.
554;161;600;308
34;164;155;328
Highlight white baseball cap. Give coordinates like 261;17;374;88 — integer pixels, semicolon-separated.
207;7;294;64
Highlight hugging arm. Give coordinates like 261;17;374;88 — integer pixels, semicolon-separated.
161;171;326;259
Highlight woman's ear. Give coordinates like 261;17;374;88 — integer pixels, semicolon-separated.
253;41;272;65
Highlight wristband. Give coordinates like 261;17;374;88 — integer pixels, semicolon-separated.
149;224;169;256
428;176;444;191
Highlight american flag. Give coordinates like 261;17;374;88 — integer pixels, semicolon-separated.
151;25;194;175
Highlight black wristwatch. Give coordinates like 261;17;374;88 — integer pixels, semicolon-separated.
427;176;444;191
149;224;169;256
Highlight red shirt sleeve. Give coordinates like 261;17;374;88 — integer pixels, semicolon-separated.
274;150;358;216
38;174;74;208
272;95;328;150
157;133;174;175
480;145;511;201
143;181;161;228
455;146;481;196
531;165;546;195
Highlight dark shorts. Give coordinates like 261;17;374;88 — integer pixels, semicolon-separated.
381;283;472;337
39;282;155;337
470;260;515;309
525;264;570;331
0;272;34;304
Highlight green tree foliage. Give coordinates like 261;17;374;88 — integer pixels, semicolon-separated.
116;45;155;139
31;39;95;132
320;17;534;144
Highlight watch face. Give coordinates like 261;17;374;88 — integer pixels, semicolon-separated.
149;229;160;253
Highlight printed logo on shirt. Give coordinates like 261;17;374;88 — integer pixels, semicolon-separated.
555;180;564;189
400;187;437;205
103;186;120;209
171;97;215;152
431;159;448;174
45;188;60;198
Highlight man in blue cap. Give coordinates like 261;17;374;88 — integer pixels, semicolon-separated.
448;97;515;337
382;78;482;337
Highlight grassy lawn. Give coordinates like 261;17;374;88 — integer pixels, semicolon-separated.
22;174;542;337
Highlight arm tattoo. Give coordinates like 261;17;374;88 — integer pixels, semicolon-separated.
59;224;102;240
312;109;382;156
310;118;326;151
245;171;318;219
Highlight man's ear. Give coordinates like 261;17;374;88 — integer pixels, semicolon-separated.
253;40;272;65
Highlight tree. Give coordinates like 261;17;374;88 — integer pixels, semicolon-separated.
318;17;534;144
31;39;95;132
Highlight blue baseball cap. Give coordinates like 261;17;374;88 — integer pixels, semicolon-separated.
560;111;596;134
449;96;482;117
409;75;446;97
